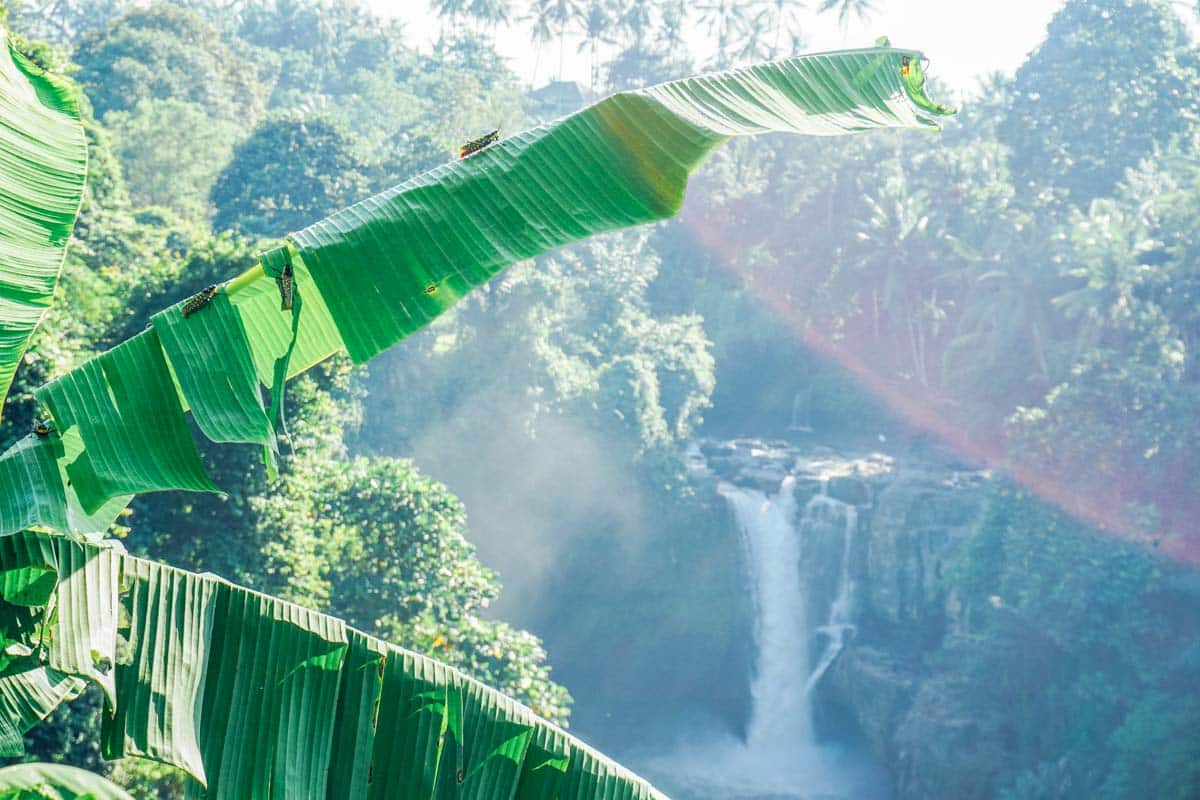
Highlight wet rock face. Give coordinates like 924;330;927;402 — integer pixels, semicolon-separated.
701;437;895;496
865;471;988;636
704;437;993;799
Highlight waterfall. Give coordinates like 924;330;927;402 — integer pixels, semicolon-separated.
721;477;815;749
803;494;858;696
721;481;859;753
643;466;890;799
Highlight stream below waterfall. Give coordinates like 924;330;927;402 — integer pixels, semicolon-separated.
634;473;892;799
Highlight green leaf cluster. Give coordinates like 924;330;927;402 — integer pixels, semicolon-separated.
0;530;663;799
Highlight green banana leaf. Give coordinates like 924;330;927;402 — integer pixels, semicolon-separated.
0;666;86;757
245;45;950;367
0;435;69;535
34;329;218;515
0;762;132;800
0;531;666;800
7;45;949;521
0;30;88;420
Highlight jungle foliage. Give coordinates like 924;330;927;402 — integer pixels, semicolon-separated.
0;0;1197;798
0;0;954;795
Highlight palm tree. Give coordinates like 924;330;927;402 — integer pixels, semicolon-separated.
657;0;688;53
818;0;878;29
527;0;581;80
527;7;556;84
732;8;773;64
697;0;751;67
848;173;947;387
765;0;804;57
576;0;616;90
466;0;513;31
432;0;472;32
613;0;655;49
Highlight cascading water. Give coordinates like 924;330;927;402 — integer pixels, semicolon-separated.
723;477;815;750
803;494;858;696
644;473;890;799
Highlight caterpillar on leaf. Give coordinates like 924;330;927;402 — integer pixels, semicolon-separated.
182;285;219;318
459;129;500;159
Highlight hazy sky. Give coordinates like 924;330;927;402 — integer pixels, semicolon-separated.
370;0;1067;96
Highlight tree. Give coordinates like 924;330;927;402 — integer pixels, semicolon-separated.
465;0;513;30
73;4;268;123
765;0;803;57
612;0;653;49
656;0;688;53
252;375;573;722
696;0;751;67
210;113;370;238
999;0;1200;203
235;0;406;103
817;0;878;29
6;0;130;43
526;0;579;79
576;0;615;90
102;99;239;222
431;0;470;30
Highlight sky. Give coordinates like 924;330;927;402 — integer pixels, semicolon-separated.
371;0;1067;97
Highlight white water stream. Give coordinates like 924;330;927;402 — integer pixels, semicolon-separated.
643;475;889;799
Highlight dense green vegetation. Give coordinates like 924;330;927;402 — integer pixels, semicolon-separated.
0;0;1197;797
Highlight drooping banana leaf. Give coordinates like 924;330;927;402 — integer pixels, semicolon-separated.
0;30;88;419
0;435;68;536
0;666;86;758
0;531;119;703
34;329;218;515
151;293;277;473
0;531;668;799
0;762;132;800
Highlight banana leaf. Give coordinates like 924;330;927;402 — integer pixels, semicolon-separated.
34;329;218;515
247;45;951;368
152;294;274;450
0;45;949;528
0;762;132;800
0;435;68;536
0;30;88;419
0;531;667;799
0;666;86;758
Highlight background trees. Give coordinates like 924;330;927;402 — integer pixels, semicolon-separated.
1;0;1199;797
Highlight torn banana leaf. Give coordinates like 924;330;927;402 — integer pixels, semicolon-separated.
0;666;86;758
0;434;68;535
152;292;276;470
0;532;119;704
0;30;88;419
0;46;948;532
0;430;128;540
1;531;667;799
35;330;218;515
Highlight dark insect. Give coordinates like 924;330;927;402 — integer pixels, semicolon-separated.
900;55;911;77
424;283;437;295
33;418;53;438
459;129;500;159
277;260;295;311
182;285;219;318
